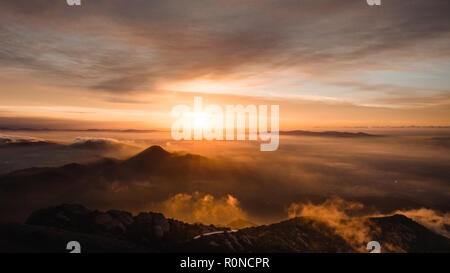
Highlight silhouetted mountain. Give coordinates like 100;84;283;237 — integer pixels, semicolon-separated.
0;137;127;150
0;141;59;148
369;214;450;252
0;204;448;253
0;146;211;221
0;128;159;133
20;204;228;252
0;137;141;175
225;219;256;229
119;145;171;172
186;216;354;253
113;146;213;182
128;145;170;161
68;140;118;151
280;130;381;137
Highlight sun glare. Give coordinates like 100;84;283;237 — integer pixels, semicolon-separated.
192;112;211;130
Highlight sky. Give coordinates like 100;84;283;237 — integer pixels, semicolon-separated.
0;0;450;130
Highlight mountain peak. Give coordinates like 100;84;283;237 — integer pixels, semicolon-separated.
123;145;170;166
139;145;169;156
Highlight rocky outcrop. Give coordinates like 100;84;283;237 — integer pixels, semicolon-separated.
26;204;226;249
184;217;355;253
11;204;450;253
26;204;134;239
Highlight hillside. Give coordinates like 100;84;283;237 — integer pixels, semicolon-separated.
0;204;448;253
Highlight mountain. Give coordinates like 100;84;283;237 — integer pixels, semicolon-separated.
68;140;121;151
0;145;443;224
0;140;59;148
225;218;257;229
20;203;228;252
109;145;215;184
187;214;450;253
0;146;221;222
0;204;448;253
0;138;141;175
369;214;450;252
280;130;381;137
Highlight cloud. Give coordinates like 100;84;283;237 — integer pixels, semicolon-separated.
394;208;450;238
287;197;374;251
331;81;450;107
0;134;43;144
287;197;450;253
156;192;248;226
73;137;120;144
0;0;449;93
1;131;449;231
103;96;150;104
368;93;450;108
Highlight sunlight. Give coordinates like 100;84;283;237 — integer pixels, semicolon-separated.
193;111;210;130
188;111;211;131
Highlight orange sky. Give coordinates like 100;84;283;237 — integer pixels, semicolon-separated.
1;1;449;130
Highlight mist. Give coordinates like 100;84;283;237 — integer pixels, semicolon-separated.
0;129;449;237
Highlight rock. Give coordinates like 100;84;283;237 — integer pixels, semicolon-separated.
26;204;91;232
90;211;127;237
108;210;133;226
152;213;170;234
153;225;164;239
23;204;450;253
26;204;133;239
129;212;170;242
129;213;154;242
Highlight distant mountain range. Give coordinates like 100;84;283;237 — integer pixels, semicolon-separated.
0;145;221;222
0;204;448;253
0;128;160;133
0;137;141;174
0;128;382;138
280;130;382;137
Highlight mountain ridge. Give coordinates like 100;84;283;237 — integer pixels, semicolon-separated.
1;204;448;253
280;130;382;137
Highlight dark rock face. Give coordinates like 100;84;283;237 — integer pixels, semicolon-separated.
25;204;225;250
368;214;450;253
9;204;450;253
26;204;91;232
0;222;151;253
184;217;355;253
27;204;134;239
26;204;354;252
90;210;133;237
129;212;170;242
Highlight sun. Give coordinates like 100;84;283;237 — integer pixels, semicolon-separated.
192;112;211;130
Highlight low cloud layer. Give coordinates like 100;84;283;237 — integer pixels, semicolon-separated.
287;197;375;251
0;135;141;174
0;131;449;235
0;134;43;144
394;208;450;238
155;192;248;226
287;197;450;253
